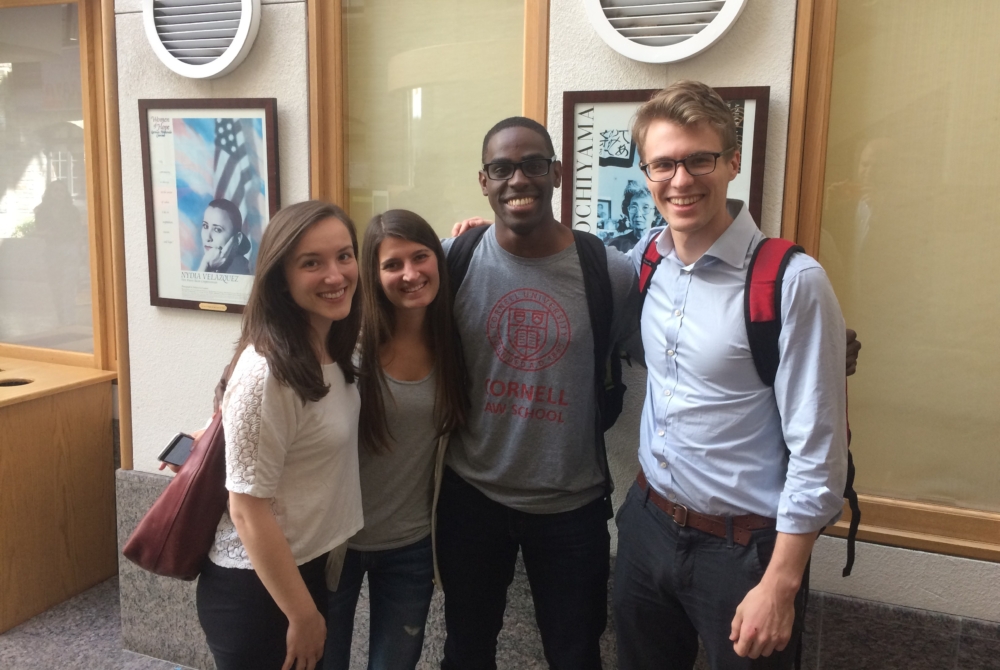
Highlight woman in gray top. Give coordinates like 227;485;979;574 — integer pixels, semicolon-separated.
325;210;468;670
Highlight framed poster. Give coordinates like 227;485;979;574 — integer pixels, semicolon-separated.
561;87;769;252
139;98;279;312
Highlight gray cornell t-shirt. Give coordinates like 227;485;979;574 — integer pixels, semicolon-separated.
444;228;638;514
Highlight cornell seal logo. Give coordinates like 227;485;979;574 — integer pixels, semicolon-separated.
486;289;571;371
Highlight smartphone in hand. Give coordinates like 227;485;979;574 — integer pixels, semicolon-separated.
158;433;194;467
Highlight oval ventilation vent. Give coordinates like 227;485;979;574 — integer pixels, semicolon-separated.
584;0;747;64
142;0;261;79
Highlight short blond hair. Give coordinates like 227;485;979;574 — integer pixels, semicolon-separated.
632;80;737;161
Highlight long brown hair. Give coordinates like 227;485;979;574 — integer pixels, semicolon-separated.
358;209;468;452
236;200;361;402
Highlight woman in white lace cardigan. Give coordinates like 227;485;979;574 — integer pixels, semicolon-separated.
196;200;364;670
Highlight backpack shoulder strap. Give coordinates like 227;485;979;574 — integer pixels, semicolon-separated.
572;229;616;511
446;225;490;298
573;229;613;361
744;237;804;387
638;230;665;297
842;394;859;577
843;447;860;576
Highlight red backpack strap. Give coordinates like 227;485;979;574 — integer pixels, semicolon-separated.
744;237;804;387
638;230;664;297
745;237;861;579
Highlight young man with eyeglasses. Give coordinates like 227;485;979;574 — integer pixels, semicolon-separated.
435;116;640;670
612;80;848;670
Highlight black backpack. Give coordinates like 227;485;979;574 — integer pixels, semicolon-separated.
446;226;625;516
637;231;860;577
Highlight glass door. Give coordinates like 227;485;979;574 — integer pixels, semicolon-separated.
817;0;1000;512
343;0;525;235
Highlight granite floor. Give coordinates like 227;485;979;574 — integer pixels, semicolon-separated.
806;592;1000;670
0;577;194;670
8;566;1000;670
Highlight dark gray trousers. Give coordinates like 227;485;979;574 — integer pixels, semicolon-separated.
612;482;807;670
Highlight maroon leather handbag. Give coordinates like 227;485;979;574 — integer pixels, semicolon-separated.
123;410;228;580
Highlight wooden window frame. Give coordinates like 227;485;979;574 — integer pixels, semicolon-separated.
307;0;550;202
0;0;131;467
522;0;549;125
783;0;1000;562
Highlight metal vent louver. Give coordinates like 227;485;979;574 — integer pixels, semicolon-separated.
584;0;747;64
143;0;261;79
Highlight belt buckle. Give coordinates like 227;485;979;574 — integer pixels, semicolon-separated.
672;503;688;527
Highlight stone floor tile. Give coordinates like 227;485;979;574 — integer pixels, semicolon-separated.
819;606;959;670
120;650;196;669
823;593;962;635
961;617;1000;643
0;577;197;669
956;634;1000;670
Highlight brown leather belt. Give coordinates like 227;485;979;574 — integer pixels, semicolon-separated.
636;471;775;547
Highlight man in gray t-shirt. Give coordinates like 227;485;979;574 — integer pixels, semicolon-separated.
436;117;639;670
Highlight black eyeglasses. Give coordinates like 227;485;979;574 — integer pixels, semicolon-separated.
640;149;733;182
482;157;555;181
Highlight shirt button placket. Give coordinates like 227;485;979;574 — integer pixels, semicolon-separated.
659;268;688;474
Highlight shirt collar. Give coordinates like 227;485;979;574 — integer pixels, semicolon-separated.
655;199;759;269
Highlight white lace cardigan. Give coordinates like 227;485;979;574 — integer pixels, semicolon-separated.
208;346;364;569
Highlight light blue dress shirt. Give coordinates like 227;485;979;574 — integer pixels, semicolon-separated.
627;200;848;535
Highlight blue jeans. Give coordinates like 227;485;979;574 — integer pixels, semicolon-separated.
325;536;435;670
612;482;807;670
436;467;610;670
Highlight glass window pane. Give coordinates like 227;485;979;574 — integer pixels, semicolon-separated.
0;4;92;354
344;0;524;236
819;0;1000;511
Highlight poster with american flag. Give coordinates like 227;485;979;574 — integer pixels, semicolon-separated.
140;98;278;312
